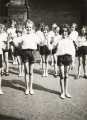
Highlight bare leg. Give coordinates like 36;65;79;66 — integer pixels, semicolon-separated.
29;63;34;95
64;66;71;98
45;55;49;77
83;55;87;78
77;57;82;79
3;52;9;75
54;54;58;76
59;65;65;99
0;68;4;94
24;62;29;95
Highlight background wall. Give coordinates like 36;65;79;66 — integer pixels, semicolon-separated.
0;0;86;25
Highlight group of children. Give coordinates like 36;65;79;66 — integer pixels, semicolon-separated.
0;19;87;99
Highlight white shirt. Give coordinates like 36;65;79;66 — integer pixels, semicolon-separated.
0;32;8;51
7;27;16;42
77;36;87;47
36;30;44;45
13;36;22;47
21;33;39;50
69;31;78;42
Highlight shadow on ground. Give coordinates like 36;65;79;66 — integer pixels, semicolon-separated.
2;79;60;95
0;114;24;120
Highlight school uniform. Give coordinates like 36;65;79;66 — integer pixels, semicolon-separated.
51;34;62;54
69;31;78;56
56;37;75;66
20;33;39;63
13;36;23;57
77;36;87;56
0;32;8;52
0;34;5;68
37;31;50;55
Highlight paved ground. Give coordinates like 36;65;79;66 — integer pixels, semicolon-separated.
0;58;87;120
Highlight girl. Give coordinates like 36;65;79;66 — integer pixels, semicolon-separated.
49;26;62;77
0;24;6;94
36;22;45;68
20;20;39;95
7;19;17;64
77;26;87;78
56;25;75;99
12;24;24;77
39;25;50;77
48;23;58;66
0;24;9;76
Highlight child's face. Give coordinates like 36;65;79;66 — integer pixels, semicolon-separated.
26;24;33;34
81;27;86;35
55;27;60;35
17;32;22;37
0;27;4;33
71;24;76;31
63;28;68;37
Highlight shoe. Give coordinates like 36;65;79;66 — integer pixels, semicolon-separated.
1;72;5;76
60;94;65;99
83;75;87;79
75;75;80;79
25;89;29;95
42;73;46;77
18;73;24;77
5;72;9;76
54;73;58;78
65;93;72;98
0;90;4;95
45;72;48;77
13;61;18;65
29;89;34;95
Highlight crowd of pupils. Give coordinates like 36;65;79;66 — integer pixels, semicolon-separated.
0;19;87;99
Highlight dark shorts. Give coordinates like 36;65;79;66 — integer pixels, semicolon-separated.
14;47;22;57
57;54;72;66
39;45;50;55
3;49;10;53
21;49;35;64
77;46;87;56
0;54;2;68
52;46;57;54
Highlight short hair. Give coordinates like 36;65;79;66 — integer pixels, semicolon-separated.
16;24;23;33
61;24;70;35
25;20;35;30
52;23;58;29
71;22;78;29
0;24;5;31
44;25;49;32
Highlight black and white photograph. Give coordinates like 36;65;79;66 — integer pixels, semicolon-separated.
0;0;87;120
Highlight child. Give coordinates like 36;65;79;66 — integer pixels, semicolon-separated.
69;23;78;42
49;26;62;77
36;22;45;68
20;20;39;95
7;19;17;64
56;25;75;99
0;24;9;76
0;24;6;94
39;25;50;77
12;24;24;77
48;23;58;66
77;26;87;78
